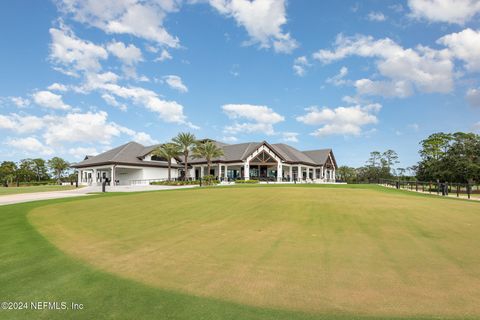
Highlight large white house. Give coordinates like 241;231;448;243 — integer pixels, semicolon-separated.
71;140;338;185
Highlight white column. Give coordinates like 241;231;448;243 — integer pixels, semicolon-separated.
224;165;228;180
111;165;115;186
277;163;283;182
218;163;221;179
320;166;324;180
200;166;205;178
93;169;97;185
243;162;249;180
332;168;336;182
289;166;293;182
297;166;301;181
77;170;82;184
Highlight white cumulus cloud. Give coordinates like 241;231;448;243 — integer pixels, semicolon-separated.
107;41;143;65
222;103;285;135
367;11;387;21
163;75;188;93
32;90;71;110
47;83;68;91
5;137;54;156
49;24;108;74
326;66;349;86
296;103;382;137
209;0;297;53
68;146;99;159
0;114;45;134
466;87;480;107
282;132;299;142
438;28;480;72
313;34;454;97
293;56;310;76
55;0;180;47
408;0;480;24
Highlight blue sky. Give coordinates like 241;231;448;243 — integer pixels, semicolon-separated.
1;0;479;168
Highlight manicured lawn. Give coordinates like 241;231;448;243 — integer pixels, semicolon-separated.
1;185;479;319
0;185;78;196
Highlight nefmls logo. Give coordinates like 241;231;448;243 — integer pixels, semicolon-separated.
30;301;67;310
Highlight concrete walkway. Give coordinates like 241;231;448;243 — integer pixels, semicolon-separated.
0;185;197;206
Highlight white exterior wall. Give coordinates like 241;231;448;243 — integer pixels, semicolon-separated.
115;168;143;185
141;166;178;180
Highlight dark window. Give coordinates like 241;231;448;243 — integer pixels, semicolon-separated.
151;155;167;161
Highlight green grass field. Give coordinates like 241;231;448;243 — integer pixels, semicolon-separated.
0;185;78;196
1;185;479;319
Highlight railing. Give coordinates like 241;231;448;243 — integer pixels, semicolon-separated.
379;179;479;200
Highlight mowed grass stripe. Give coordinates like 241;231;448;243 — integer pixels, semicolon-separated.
1;193;363;320
26;185;480;318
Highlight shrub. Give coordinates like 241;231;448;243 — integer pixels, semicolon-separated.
150;180;200;186
18;181;55;186
201;175;219;186
235;179;259;184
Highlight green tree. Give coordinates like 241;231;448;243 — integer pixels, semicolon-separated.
17;159;41;182
172;132;196;180
337;166;357;183
48;157;70;184
152;143;182;181
0;161;17;186
383;150;399;175
192;140;224;178
419;133;452;161
416;132;480;183
366;151;382;167
31;158;49;181
445;132;480;183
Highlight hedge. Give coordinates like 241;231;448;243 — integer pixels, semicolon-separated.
235;179;259;184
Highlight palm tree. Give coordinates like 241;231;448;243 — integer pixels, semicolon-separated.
192;140;224;178
152;143;181;181
172;132;196;180
47;157;69;184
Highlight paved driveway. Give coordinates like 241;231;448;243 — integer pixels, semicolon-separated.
0;185;197;206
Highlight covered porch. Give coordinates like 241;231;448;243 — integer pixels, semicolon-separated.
77;165;143;186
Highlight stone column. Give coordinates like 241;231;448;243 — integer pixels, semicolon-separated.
243;162;249;180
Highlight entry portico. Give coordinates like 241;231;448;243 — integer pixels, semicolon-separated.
189;140;337;183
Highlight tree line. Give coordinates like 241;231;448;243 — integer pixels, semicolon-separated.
337;132;480;184
0;157;71;186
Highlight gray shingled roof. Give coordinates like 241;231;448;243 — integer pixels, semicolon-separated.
302;149;335;166
71;142;181;168
71;140;336;169
270;143;317;164
187;142;261;163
